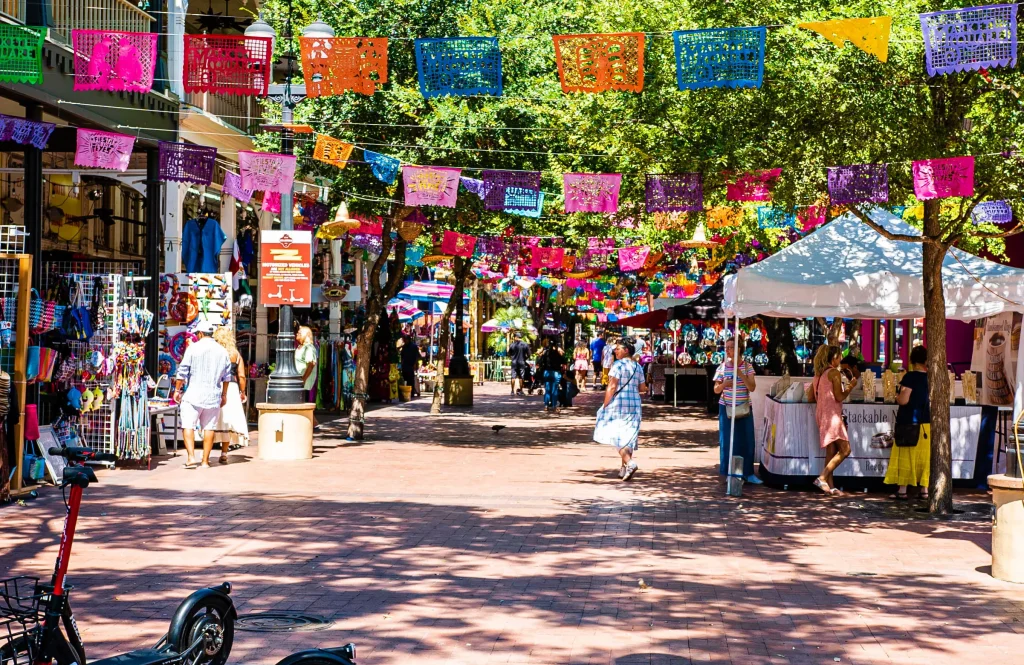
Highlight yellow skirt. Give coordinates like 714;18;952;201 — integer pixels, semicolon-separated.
884;423;930;487
601;368;610;386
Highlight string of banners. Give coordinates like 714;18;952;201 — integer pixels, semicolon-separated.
25;115;1008;229
0;6;1017;94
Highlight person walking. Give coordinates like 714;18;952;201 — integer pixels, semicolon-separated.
594;339;646;480
885;345;931;500
537;337;565;413
589;334;606;390
807;344;857;495
174;320;232;469
294;326;318;402
400;334;422;398
713;338;761;485
211;326;249;462
508;332;530;396
572;340;591;390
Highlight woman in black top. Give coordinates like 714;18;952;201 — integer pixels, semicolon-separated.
537;338;566;413
885;345;931;500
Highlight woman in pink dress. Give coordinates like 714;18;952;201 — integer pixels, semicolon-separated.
807;345;858;495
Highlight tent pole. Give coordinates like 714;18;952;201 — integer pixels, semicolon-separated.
727;314;741;494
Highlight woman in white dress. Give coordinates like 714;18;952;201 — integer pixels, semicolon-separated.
212;327;249;462
593;339;647;481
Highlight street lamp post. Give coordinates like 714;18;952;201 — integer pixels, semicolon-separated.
245;16;334;404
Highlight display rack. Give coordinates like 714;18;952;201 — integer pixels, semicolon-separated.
0;227;26;374
40;265;144;457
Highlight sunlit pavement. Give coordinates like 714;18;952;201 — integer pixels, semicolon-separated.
3;382;1023;665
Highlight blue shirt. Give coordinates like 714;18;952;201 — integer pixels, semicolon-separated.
590;338;606;363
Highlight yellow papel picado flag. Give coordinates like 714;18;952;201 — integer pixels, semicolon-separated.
798;16;892;63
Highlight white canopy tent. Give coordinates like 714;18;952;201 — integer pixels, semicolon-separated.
717;207;1024;493
723;208;1024;321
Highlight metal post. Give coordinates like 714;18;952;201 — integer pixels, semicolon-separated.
144;148;162;379
673;329;678;409
264;2;305;404
23;104;42;293
726;315;741;495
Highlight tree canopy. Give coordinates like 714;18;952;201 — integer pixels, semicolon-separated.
256;0;1022;259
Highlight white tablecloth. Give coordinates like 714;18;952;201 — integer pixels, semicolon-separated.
760;397;982;479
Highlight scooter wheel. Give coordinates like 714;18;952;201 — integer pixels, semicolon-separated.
176;599;234;665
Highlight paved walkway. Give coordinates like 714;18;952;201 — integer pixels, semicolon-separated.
2;383;1023;665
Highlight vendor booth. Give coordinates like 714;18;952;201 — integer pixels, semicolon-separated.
723;208;1024;481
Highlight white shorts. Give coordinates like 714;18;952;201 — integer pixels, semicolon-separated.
180;401;220;433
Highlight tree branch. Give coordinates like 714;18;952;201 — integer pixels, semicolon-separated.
848;205;928;244
967;224;1024;240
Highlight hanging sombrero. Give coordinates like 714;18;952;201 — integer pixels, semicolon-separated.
318;203;362;239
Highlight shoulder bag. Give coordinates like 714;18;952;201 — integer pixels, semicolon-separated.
895;422;922;447
724;361;752;419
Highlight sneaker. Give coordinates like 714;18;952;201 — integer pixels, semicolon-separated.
618;465;627;479
745;474;763;485
622;462;638;481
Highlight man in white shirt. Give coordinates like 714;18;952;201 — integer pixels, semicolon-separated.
174;320;232;468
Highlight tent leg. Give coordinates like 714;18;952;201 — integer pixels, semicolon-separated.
726;315;741;495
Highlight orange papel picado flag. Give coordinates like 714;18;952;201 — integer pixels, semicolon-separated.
313;134;355;169
798;16;891;63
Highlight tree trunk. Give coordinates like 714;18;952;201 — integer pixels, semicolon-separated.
347;218;407;440
816;317;844;345
922;200;953;514
430;257;471;414
765;317;800;376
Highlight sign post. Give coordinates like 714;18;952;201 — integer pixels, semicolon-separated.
259;230;313;307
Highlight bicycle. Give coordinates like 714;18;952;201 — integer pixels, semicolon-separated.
1;446;236;665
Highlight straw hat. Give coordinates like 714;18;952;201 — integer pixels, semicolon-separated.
317;202;362;239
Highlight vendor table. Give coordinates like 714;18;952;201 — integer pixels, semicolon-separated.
664;366;709;404
760;397;983;479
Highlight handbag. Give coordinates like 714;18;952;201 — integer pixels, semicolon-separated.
725;401;752;419
26;345;40;382
895;422;923;448
37;347;57;382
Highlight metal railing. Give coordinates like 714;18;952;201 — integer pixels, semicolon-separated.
0;0;25;23
50;0;155;46
184;91;264;135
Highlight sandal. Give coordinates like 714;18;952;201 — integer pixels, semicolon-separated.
889;492;908;501
830;488;843;496
813;478;832;495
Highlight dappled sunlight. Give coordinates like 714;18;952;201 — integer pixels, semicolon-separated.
2;382;1021;664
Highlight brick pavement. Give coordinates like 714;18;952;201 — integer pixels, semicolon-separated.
2;382;1024;665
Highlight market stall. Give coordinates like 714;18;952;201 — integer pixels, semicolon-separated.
723;208;1024;482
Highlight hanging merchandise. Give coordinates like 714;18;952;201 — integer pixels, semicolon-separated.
109;341;149;460
117;302;153;337
181;217;227;273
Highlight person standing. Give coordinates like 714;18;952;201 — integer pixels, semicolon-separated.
807;344;858;495
174;320;232;469
713;338;761;485
601;335;616;388
211;327;249;462
400;334;422;398
885;345;931;500
594;339;646;481
508;332;530;396
294;326;318;402
572;340;591;390
589;334;606;390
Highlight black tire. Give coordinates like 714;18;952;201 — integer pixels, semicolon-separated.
174;599;234;665
275;657;354;665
